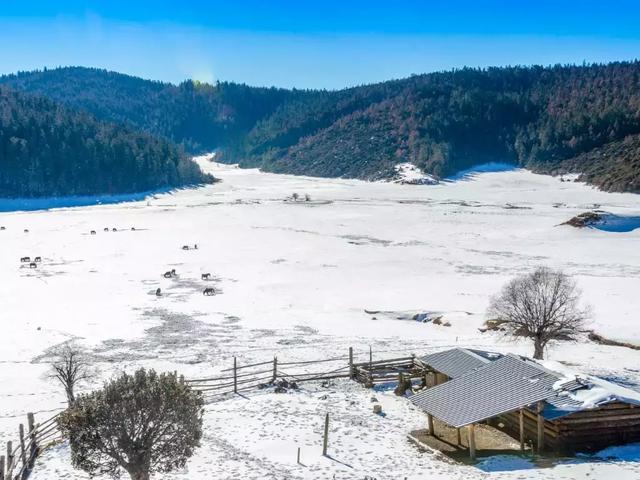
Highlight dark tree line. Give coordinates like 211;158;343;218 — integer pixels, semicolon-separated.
3;63;640;194
0;86;212;197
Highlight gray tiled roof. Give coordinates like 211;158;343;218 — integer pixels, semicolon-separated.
419;347;502;379
410;354;569;427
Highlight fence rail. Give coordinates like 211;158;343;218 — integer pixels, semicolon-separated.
1;411;64;480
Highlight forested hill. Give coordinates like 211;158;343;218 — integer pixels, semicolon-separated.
3;63;640;193
0;67;303;153
0;86;213;197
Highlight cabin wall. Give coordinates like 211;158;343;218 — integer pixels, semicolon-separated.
554;402;640;452
498;408;560;451
499;402;640;453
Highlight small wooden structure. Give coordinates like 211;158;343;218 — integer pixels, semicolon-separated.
411;348;640;458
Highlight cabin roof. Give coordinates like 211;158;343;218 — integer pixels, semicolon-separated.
410;349;640;427
418;347;502;379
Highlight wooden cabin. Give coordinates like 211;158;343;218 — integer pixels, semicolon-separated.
411;348;640;457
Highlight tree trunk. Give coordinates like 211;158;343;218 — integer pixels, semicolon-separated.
129;470;150;480
533;339;544;359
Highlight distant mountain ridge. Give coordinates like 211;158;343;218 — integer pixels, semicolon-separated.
2;63;640;193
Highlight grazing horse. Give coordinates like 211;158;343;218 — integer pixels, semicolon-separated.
201;273;211;280
34;257;42;263
0;226;5;230
203;287;216;296
155;288;162;296
112;228;118;232
29;262;37;269
131;227;136;231
104;227;109;232
163;271;173;278
20;257;30;263
90;230;97;235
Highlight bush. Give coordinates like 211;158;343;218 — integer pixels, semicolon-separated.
58;369;203;480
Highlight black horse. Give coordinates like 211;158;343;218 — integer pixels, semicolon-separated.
20;256;30;263
201;273;211;280
90;230;97;235
29;262;37;269
34;257;42;262
203;287;216;296
155;288;162;296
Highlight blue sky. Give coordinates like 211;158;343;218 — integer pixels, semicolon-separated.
1;1;639;89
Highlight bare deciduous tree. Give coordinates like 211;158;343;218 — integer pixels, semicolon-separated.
487;266;589;359
50;343;92;405
291;192;299;201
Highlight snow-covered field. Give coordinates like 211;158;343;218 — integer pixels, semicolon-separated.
1;156;640;479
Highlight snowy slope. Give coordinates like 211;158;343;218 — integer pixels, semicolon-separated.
1;155;640;479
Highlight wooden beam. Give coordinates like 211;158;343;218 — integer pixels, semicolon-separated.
537;401;545;454
427;414;435;436
468;424;476;461
456;427;461;445
348;347;354;380
322;413;329;456
519;409;525;452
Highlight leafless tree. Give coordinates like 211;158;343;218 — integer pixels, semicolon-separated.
291;192;299;201
487;266;589;359
50;343;92;405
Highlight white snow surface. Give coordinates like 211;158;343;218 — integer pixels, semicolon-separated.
547;360;640;410
393;162;439;184
1;154;640;479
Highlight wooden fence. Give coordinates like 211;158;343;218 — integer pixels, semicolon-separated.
186;347;422;400
1;411;63;480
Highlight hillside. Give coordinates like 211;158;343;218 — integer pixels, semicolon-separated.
0;86;213;197
3;63;640;193
0;67;303;153
537;134;640;193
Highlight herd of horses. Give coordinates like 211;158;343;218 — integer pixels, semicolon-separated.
90;227;137;235
20;256;42;269
155;247;216;297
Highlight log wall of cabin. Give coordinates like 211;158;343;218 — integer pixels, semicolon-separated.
498;401;640;453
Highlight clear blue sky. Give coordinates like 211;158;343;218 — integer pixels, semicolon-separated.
1;1;639;89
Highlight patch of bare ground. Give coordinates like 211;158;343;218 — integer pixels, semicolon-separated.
409;419;524;463
588;331;640;351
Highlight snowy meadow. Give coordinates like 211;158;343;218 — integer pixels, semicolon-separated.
1;156;640;479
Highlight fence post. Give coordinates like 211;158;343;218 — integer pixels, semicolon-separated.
297;446;301;464
0;455;4;480
348;347;354;380
6;441;13;476
27;413;37;467
369;345;372;371
18;424;27;468
27;414;34;435
272;356;278;383
322;413;329;456
233;357;238;394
